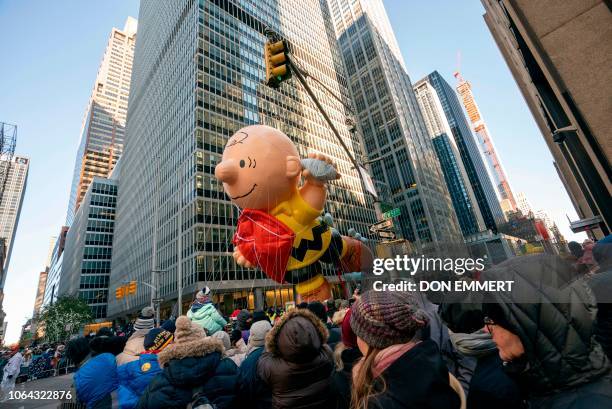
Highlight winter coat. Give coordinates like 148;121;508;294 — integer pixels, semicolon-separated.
364;340;461;409
326;323;341;349
187;302;227;335
466;255;612;408
467;353;524;409
74;352;119;409
117;353;161;409
258;308;334;409
331;346;362;409
237;346;272;409
116;329;148;366
136;337;237;409
587;265;612;360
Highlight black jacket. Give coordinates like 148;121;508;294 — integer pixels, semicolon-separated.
366;340;460;409
331;346;362;409
258;308;334;409
445;255;612;408
587;266;612;361
136;338;237;409
237;346;272;409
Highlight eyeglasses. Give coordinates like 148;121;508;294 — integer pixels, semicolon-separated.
484;316;495;335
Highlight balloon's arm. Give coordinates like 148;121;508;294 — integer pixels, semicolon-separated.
300;153;340;211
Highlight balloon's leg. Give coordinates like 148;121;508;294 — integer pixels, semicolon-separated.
339;235;374;274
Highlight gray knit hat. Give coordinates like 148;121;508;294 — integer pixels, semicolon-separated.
248;320;272;348
134;306;155;331
350;290;428;349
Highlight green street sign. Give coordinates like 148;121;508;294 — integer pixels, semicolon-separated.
383;207;401;220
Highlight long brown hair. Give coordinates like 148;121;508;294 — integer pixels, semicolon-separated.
350;346;384;409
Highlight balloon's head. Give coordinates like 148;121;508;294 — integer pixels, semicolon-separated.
215;125;301;210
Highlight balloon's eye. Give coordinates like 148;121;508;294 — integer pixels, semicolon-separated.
239;160;245;168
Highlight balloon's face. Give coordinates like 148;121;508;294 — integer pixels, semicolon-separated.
215;125;301;210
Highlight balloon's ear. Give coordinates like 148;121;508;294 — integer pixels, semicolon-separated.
286;156;301;178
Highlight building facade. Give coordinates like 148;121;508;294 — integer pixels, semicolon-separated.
33;270;48;317
327;0;464;253
0;155;29;277
454;71;517;214
66;18;137;225
481;0;611;239
414;75;485;237
515;191;532;218
0;155;28;337
108;0;377;318
424;71;506;232
59;177;117;319
42;226;69;308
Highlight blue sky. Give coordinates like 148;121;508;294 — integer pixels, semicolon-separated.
0;0;584;344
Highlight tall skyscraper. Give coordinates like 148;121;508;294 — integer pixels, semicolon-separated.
66;17;137;225
327;0;463;252
515;192;533;218
59;177;117;319
0;156;29;281
454;71;517;213
481;0;611;239
32;270;48;317
108;0;376;317
0;155;28;339
425;71;506;232
414;76;485;237
42;226;69;308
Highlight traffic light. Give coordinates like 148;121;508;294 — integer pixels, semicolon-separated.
264;40;290;88
128;281;137;295
115;287;124;299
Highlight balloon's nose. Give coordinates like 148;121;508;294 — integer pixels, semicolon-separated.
215;159;238;184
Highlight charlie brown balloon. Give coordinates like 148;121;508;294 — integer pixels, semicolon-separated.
215;125;373;301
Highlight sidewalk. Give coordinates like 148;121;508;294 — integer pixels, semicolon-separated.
2;373;73;409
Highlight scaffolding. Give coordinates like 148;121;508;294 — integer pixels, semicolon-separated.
0;122;17;204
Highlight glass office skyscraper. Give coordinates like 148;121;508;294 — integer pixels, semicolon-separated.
327;0;463;252
59;177;117;319
414;76;485;237
108;0;376;317
424;71;506;232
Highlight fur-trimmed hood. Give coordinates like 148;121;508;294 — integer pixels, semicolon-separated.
158;336;224;367
265;308;329;363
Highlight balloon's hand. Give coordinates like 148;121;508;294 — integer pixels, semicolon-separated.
233;249;255;269
301;153;340;185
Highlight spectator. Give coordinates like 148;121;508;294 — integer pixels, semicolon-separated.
332;308;362;409
0;347;24;402
326;299;336;320
481;254;612;408
589;235;612;360
236;309;252;343
117;307;155;365
90;329;127;357
350;291;462;409
236;320;273;409
117;328;173;409
68;337;119;409
212;330;246;367
258;308;334;409
186;286;227;335
137;316;237;409
308;301;341;348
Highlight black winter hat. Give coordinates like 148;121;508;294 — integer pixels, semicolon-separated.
307;301;327;323
252;310;270;325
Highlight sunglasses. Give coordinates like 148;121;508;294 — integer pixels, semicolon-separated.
484;316;495;335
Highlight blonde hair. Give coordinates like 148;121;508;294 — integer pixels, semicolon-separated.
333;342;347;371
350;346;384;409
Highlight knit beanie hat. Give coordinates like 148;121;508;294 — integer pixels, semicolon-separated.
196;286;211;301
341;307;357;348
350;290;428;350
144;328;174;351
307;301;327;323
134;306;155;331
251;310;270;325
175;315;205;344
161;319;176;334
211;331;231;351
248;320;272;348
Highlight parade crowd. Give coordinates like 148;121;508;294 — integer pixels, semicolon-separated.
0;237;611;409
